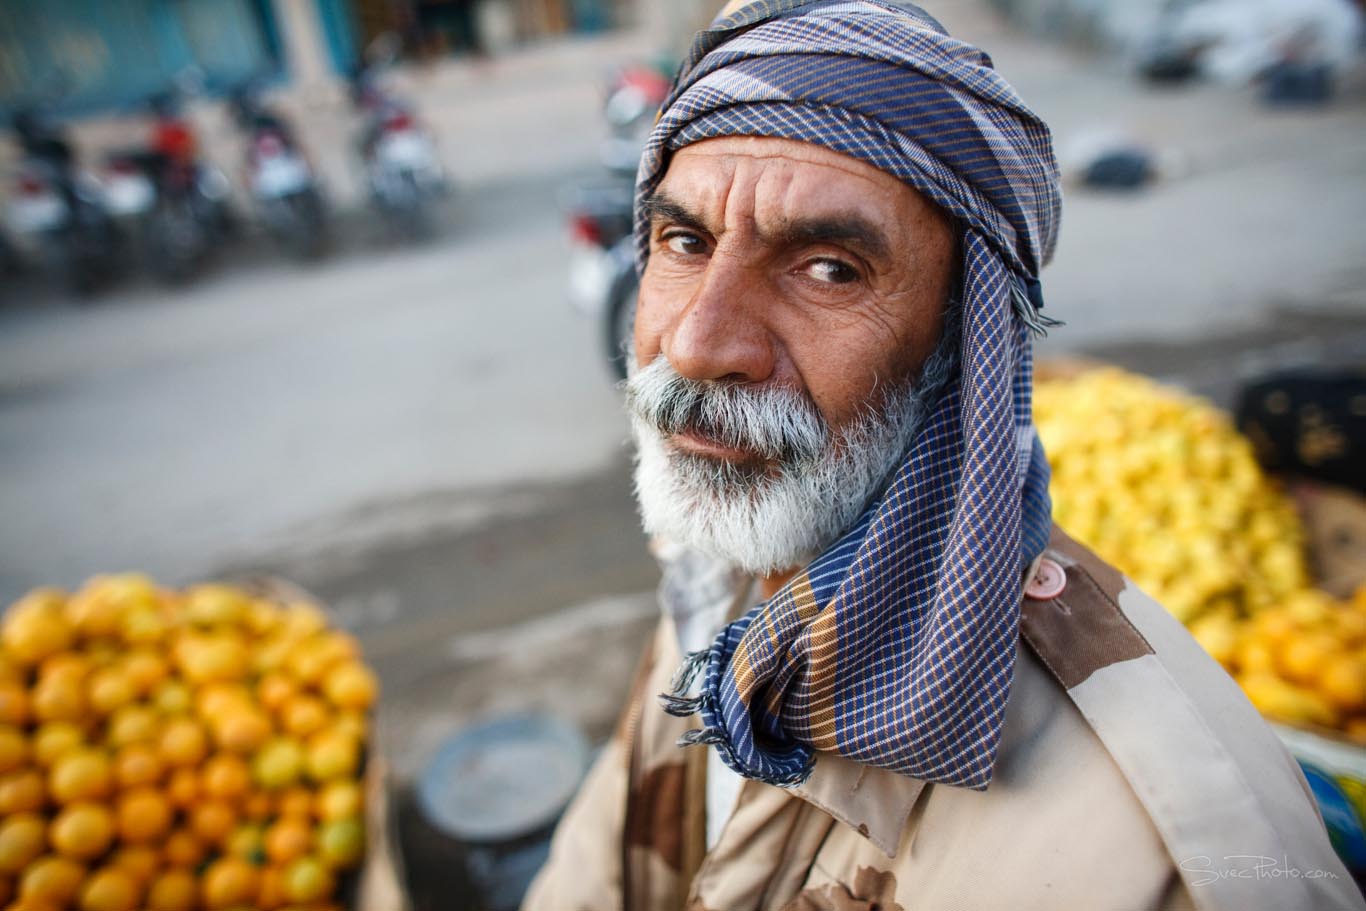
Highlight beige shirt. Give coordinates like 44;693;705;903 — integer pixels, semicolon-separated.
524;527;1362;911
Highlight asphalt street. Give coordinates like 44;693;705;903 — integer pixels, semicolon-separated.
2;6;1365;777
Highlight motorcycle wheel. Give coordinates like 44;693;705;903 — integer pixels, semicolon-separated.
605;277;638;382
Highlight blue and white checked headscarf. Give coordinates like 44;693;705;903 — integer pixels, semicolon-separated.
644;0;1060;790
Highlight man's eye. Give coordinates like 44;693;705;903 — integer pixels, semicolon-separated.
804;258;859;284
663;231;706;256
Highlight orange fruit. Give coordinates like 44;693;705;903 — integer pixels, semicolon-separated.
316;818;364;870
1278;633;1339;687
263;817;312;865
39;653;90;684
2;591;74;666
305;731;358;783
120;608;168;647
152;680;191;716
1320;655;1366;713
115;788;173;844
0;815;47;875
256;864;288;910
213;707;272;755
158;718;208;767
245;599;283;637
0;727;29;775
0;769;46;814
165;767;199;810
146;869;197;911
50;802;116;860
0;683;30;727
322;663;378;712
108;845;160;885
333;711;367;744
280;603;328;639
119;651;168;697
281;856;333;905
113;743;164;790
18;855;85;906
32;722;85;768
252;738;304;791
189;800;237;847
77;865;141;911
243;790;273;821
285;644;332;687
256;674;297;714
253;637;293;676
65;590;125;642
50;749;113;804
194;683;252;722
31;674;86;724
160;829;205;870
315;780;362;823
105;705;160;748
275;787;314;820
200;856;259;908
281;697;327;739
202;753;251;802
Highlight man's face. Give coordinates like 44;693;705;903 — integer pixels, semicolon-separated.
627;136;958;573
634;135;956;444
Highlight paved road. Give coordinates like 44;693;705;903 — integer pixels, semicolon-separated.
2;7;1365;776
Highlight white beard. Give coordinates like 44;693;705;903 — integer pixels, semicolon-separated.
624;333;957;576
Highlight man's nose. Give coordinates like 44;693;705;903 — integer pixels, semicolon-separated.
661;254;775;384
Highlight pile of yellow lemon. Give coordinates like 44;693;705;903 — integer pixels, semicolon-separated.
1036;366;1366;741
0;575;378;911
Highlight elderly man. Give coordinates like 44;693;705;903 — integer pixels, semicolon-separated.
526;2;1361;909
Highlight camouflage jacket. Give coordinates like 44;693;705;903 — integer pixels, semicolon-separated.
524;527;1362;911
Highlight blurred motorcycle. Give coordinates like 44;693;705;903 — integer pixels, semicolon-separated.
5;107;123;296
230;84;329;260
351;42;449;240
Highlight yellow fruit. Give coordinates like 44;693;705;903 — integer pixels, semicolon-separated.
50;802;116;860
263;817;312;865
226;824;265;863
322;663;378;712
253;738;304;791
213;706;272;754
315;780;362;823
0;815;48;875
77;865;141;911
285;644;333;687
152;680;192;716
194;683;252;722
305;731;358;783
119;608;168;646
333;711;367;743
0;727;29;775
165;767;199;811
2;591;74;666
184;585;250;628
280;603;327;640
1188;615;1239;668
19;855;85;906
0;683;31;727
200;856;259;909
32;722;84;768
1240;673;1339;727
275;787;314;820
0;769;47;815
115;788;173;844
146;869;197;911
256;673;297;714
120;651;168;696
50;749;113;804
158;718;208;768
30;674;86;724
316;818;364;870
106;705;160;748
182;634;249;685
1278;633;1340;687
113;743;165;790
107;845;160;885
282;856;333;904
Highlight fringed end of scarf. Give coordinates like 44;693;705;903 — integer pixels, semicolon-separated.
668;648;710;694
751;751;816;789
658;693;705;717
1011;276;1064;338
677;727;727;747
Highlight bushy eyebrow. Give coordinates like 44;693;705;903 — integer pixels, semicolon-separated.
640;191;892;264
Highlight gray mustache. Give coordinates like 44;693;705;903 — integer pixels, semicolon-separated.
623;359;830;464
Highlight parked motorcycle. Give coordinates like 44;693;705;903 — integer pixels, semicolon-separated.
125;91;235;284
350;48;448;240
5;108;124;296
230;84;329;260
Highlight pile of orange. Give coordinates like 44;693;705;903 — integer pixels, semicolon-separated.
0;575;378;910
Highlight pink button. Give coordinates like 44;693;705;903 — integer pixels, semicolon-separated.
1025;558;1066;600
